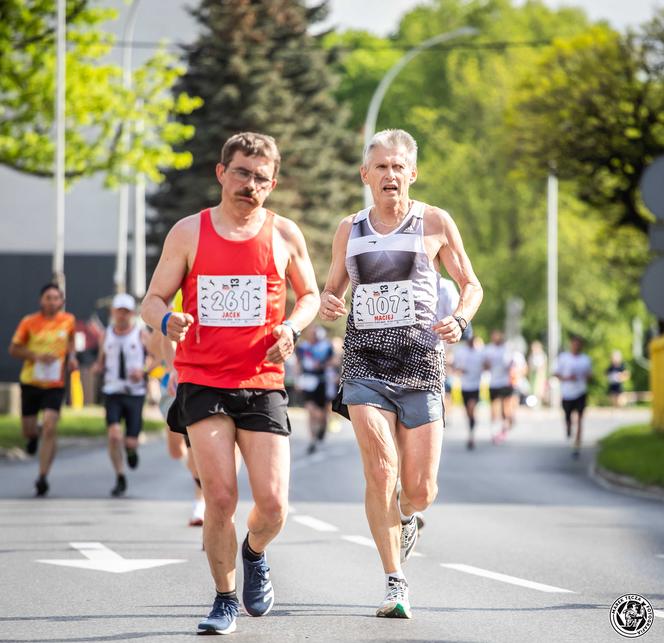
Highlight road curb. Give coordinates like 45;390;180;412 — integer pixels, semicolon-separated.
589;461;664;502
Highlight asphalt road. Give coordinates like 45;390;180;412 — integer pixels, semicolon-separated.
0;404;662;643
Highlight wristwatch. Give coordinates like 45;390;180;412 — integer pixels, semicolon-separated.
282;320;301;343
453;315;468;332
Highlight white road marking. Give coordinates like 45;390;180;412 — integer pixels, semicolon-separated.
441;564;575;594
37;542;186;574
655;610;664;619
342;535;376;549
292;515;339;532
341;534;423;557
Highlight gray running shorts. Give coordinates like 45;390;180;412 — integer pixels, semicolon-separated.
342;378;444;429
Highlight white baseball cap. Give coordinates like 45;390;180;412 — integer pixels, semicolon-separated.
112;293;136;311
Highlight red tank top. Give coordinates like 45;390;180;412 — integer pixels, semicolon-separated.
175;208;287;389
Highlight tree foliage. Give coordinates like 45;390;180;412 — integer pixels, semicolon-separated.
0;0;202;186
509;13;664;233
148;0;361;281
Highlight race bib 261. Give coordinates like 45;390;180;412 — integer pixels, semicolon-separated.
198;275;267;327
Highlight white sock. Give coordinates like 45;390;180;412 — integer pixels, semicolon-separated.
398;499;413;524
386;570;405;585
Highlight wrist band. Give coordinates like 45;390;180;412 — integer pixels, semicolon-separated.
161;312;172;336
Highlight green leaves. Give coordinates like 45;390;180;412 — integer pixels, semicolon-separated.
0;0;201;186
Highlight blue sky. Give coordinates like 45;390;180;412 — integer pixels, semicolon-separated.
322;0;662;35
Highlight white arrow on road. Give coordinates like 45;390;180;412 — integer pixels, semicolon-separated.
37;542;186;574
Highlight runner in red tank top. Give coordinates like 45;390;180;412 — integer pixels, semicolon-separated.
142;132;319;635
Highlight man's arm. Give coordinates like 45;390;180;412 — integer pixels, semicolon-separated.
266;219;320;364
92;330;106;375
320;216;353;321
141;218;196;342
9;318;34;361
67;325;79;371
433;209;483;344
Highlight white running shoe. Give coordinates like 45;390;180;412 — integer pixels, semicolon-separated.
400;514;418;563
189;498;205;527
376;576;412;619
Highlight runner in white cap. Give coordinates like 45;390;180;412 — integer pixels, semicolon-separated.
93;293;149;497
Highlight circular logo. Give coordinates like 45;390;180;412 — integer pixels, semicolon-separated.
610;594;654;638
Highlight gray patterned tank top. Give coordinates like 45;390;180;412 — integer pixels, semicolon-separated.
341;201;445;392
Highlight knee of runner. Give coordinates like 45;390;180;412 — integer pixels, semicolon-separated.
403;480;438;511
202;485;238;518
254;493;288;525
364;458;399;491
108;426;123;443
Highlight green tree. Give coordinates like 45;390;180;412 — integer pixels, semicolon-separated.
509;14;664;233
0;0;201;186
148;0;361;280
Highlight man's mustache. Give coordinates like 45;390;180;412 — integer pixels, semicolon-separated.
236;189;258;200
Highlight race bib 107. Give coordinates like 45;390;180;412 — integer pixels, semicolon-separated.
353;280;416;330
198;275;267;327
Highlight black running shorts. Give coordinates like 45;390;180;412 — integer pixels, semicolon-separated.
20;384;65;417
105;393;145;438
303;380;327;409
562;393;587;419
489;386;513;401
462;389;480;405
168;383;291;437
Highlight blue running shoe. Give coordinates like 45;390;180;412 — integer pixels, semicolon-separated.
197;595;239;635
242;551;274;617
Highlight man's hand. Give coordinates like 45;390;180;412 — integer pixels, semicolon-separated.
266;324;295;364
320;290;347;321
433;316;463;344
128;368;144;383
167;369;178;397
165;312;194;342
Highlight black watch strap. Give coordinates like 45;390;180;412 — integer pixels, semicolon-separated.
282;320;301;342
453;315;468;332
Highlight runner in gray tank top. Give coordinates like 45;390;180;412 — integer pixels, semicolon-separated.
320;129;483;620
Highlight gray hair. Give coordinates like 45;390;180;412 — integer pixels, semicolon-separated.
363;129;418;167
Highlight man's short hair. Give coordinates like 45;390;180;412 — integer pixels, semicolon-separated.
40;283;63;297
363;129;418;168
220;132;281;178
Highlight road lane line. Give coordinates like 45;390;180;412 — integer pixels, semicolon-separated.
292;515;339;532
342;535;376;548
342;535;423;557
655;610;664;619
441;564;575;593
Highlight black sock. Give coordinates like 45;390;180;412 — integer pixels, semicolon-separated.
117;474;126;483
242;534;263;562
194;477;202;489
216;589;238;602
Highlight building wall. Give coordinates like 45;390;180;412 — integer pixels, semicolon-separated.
0;253;118;382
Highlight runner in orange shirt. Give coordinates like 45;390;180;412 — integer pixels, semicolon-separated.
8;283;77;496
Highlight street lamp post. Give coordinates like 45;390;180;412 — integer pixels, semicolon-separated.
362;27;479;208
53;0;66;289
547;170;560;406
114;0;141;295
